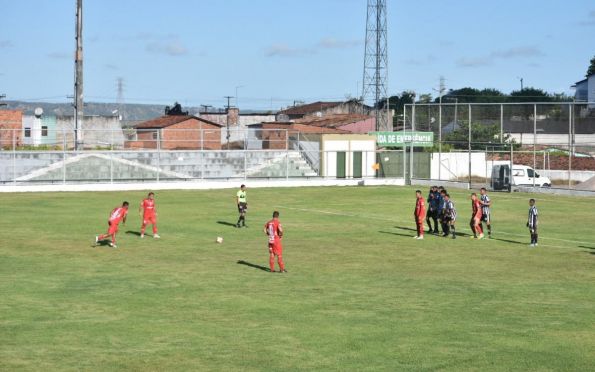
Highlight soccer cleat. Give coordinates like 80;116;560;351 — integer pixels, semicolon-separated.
416;236;424;240
529;243;535;247
109;242;117;248
281;269;288;273
452;235;456;239
478;233;484;239
412;235;418;239
140;234;144;238
153;234;160;239
470;236;477;239
236;224;241;228
534;243;538;246
94;236;99;245
270;270;276;273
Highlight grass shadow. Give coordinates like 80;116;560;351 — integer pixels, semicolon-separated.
125;230;141;236
218;221;237;227
579;245;594;250
379;230;414;238
93;239;112;248
394;226;417;232
489;237;527;246
237;260;270;272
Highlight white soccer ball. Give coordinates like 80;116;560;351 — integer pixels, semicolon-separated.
216;236;223;244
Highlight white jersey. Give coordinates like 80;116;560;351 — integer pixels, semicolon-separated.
480;194;491;215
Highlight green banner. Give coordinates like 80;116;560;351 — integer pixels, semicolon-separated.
372;131;434;147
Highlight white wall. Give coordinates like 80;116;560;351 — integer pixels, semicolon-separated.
431;152;487;180
322;138;376;178
589;75;595;109
508;133;595;145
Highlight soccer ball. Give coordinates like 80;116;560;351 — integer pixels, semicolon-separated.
216;236;223;244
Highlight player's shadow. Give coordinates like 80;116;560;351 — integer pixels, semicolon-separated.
93;240;112;247
379;230;415;238
394;226;417;232
217;221;237;227
579;245;595;250
237;260;270;272
125;230;141;236
488;237;526;245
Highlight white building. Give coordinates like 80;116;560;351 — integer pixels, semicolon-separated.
573;73;595;109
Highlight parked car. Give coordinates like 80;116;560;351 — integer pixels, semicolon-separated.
491;164;551;190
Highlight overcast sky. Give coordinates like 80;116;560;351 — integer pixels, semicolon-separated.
0;0;594;109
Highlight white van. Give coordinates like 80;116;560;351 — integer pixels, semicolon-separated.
491;164;551;190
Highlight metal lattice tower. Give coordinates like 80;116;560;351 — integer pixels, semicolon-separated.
362;0;389;131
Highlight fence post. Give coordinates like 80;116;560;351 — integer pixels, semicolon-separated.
438;102;442;181
510;143;513;193
156;130;161;183
568;103;572;188
410;103;415;183
500;104;504;143
533;103;537;187
403;105;407;181
286;149;289;180
468;104;472;188
12;129;16;185
110;128;114;184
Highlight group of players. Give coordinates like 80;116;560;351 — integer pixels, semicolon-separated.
414;186;539;246
93;184;540;274
93;185;288;273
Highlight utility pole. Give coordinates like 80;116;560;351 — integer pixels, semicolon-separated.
74;0;84;150
224;96;234;149
200;104;213;114
517;77;524;91
0;94;6;107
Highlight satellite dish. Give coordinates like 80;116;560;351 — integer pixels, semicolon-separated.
34;107;43;118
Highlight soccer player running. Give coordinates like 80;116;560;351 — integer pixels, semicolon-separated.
479;187;492;238
139;192;159;239
443;193;457;239
470;193;484;239
95;201;129;248
527;198;539;247
264;211;286;273
414;190;426;240
236;184;247;228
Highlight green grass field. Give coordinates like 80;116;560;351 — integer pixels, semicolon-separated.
1;186;594;371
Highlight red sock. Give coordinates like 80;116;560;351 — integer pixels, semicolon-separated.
153;224;158;234
269;255;275;272
278;256;285;271
141;224;146;234
98;234;107;240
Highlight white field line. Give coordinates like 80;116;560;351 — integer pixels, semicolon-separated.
276;205;594;248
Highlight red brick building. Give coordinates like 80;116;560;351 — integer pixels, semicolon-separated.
253;114;374;149
127;115;223;150
0;110;23;148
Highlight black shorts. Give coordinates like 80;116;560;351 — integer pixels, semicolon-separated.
481;212;490;223
238;202;247;213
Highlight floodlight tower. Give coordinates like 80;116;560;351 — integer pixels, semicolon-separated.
362;0;389;131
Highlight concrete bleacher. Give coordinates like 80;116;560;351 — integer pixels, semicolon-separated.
0;150;319;183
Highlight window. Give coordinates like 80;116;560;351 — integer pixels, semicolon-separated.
152;131;158;140
513;169;525;177
24;128;31;137
527;168;535;178
41;126;48;136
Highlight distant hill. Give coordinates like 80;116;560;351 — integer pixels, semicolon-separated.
2;101;276;127
3;101;198;123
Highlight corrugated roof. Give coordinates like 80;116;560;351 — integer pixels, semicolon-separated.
134;115;222;129
278;101;343;116
294;113;373;128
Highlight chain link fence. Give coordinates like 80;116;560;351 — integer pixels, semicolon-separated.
402;102;595;191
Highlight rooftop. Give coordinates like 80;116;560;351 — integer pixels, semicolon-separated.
134;115;222;129
278;101;343;116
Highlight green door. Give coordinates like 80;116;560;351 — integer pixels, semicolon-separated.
336;152;346;178
353;151;362;178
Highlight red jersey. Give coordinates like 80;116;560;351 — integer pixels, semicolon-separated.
415;197;426;219
265;219;282;244
141;198;156;217
472;199;482;218
109;207;128;224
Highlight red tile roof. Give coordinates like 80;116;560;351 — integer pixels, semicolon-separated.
295;114;373;128
278;101;343;116
134;115;222;129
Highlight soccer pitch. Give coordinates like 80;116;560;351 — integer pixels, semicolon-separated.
1;186;594;371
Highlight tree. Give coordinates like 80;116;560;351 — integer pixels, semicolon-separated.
509;87;551;103
587;55;595;77
442;121;516;150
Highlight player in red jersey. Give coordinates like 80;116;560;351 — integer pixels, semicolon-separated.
470;193;484;239
139;192;159;239
95;201;129;248
414;190;426;239
264;211;286;273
